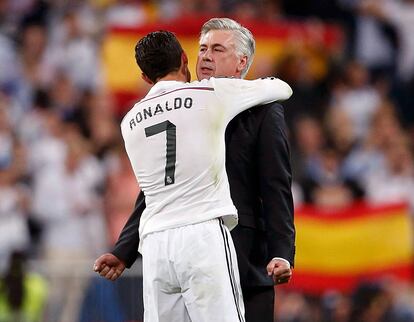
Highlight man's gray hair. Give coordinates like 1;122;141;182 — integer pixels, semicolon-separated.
200;18;255;78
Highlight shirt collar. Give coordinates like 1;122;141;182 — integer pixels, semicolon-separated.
145;81;186;98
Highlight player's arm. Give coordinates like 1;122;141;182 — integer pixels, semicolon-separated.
258;103;295;284
212;77;293;119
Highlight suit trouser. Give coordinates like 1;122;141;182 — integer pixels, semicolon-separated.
243;286;274;322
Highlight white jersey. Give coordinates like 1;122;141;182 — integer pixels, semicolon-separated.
120;77;292;251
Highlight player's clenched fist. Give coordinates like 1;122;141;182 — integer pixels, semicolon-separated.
93;253;126;281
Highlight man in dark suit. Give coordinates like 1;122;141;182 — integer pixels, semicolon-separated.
94;18;295;322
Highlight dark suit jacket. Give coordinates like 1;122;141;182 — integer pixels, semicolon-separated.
112;102;295;289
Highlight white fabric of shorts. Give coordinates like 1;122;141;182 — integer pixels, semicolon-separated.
141;218;245;322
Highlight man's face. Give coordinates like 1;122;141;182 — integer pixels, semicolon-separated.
196;30;247;80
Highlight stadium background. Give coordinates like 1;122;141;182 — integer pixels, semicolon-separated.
0;0;414;321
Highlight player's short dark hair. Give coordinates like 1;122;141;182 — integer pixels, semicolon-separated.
135;31;183;83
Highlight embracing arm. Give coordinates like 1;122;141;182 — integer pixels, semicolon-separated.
212;77;292;121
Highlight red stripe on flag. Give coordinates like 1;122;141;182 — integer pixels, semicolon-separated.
296;202;409;221
281;264;414;295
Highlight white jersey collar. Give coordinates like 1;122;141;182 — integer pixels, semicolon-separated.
145;81;187;98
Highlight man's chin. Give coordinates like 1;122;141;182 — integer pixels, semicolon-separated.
197;70;214;80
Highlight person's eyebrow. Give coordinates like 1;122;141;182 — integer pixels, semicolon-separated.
199;43;228;50
212;44;226;50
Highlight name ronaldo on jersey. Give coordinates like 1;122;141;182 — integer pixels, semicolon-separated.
129;97;193;130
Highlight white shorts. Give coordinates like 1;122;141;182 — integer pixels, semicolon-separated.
141;218;245;322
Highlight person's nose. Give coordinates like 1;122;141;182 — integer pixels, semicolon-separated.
201;48;212;61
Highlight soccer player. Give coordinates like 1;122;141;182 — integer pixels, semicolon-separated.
97;30;292;321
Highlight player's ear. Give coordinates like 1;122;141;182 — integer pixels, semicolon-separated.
181;52;191;81
181;52;188;67
236;55;248;74
141;73;154;85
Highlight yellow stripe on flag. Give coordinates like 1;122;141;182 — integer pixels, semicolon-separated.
102;33;142;92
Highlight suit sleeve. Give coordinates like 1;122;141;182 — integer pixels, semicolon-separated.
111;191;145;268
258;103;296;266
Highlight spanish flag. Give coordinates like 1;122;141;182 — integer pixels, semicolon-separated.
285;203;414;295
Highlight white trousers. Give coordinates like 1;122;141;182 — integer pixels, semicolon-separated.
141;218;245;322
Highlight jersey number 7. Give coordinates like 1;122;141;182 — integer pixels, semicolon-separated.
145;120;176;186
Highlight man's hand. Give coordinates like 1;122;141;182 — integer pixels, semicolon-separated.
266;258;292;285
93;253;126;281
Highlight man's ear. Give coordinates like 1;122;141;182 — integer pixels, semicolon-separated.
236;55;248;74
181;52;191;81
141;73;154;85
181;52;189;73
182;52;189;66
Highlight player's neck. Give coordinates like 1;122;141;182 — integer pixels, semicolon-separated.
158;71;187;83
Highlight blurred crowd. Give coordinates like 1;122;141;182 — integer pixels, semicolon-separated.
0;0;414;321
